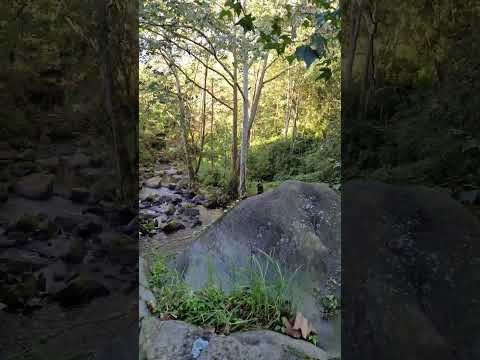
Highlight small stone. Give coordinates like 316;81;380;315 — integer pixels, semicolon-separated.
161;220;185;234
14;173;55;200
53;275;109;306
65;152;90;169
144;177;162;189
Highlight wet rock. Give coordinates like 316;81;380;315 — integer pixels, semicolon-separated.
161;220;185;234
65;152;90;169
63;237;86;264
192;195;206;205
36;157;59;172
184;191;196;200
90;177;117;202
0;183;8;203
101;232;137;264
76;219;103;238
192;219;202;228
1;275;41;309
14;173;55;200
144;177;162;189
0;235;16;248
0;249;50;274
11;161;39;177
183;207;200;218
70;187;90;203
54;215;82;233
53;274;110;306
171;198;182;206
167;183;176;191
37;261;69;294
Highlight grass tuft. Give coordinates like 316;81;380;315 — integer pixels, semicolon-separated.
149;250;299;334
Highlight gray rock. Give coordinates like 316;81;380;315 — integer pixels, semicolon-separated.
54;215;82;232
144;177;162;189
14;173;55;200
342;180;480;360
192;195;206;205
161;220;185;234
53;274;109;306
176;181;340;354
0;183;8;203
36;157;59;172
65;152;90;169
70;187;90;203
0;248;50;274
183;206;200;218
139;319;327;360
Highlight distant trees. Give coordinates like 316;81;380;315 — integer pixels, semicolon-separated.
140;0;340;197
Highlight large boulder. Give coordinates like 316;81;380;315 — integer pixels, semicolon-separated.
342;181;480;360
175;181;340;355
14;173;55;200
140;318;327;360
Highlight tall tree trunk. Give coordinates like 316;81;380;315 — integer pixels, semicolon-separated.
284;68;291;138
171;64;195;186
99;0;123;200
239;4;250;197
359;2;377;121
230;20;240;198
343;0;362;107
195;63;208;175
247;54;269;143
239;57;249;196
210;77;215;171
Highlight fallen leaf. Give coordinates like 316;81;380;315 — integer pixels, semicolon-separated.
146;301;156;313
292;312;316;339
282;316;302;338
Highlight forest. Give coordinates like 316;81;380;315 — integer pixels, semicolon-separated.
139;0;341;200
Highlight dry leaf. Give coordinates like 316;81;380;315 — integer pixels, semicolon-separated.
292;312;316;339
160;313;174;320
146;301;156;313
282;316;301;338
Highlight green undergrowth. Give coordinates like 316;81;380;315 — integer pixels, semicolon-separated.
149;251;299;335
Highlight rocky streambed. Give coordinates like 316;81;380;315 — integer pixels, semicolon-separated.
139;163;224;257
0;138;137;359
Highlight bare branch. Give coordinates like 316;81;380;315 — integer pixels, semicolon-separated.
263;66;293;86
161;55;233;111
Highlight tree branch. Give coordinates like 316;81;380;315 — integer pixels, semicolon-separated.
162;56;233;111
263;66;293;86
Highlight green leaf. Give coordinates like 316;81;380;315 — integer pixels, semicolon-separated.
236;14;255;32
271;16;282;36
295;45;318;68
316;67;333;81
219;9;233;20
286;54;297;64
233;2;243;15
